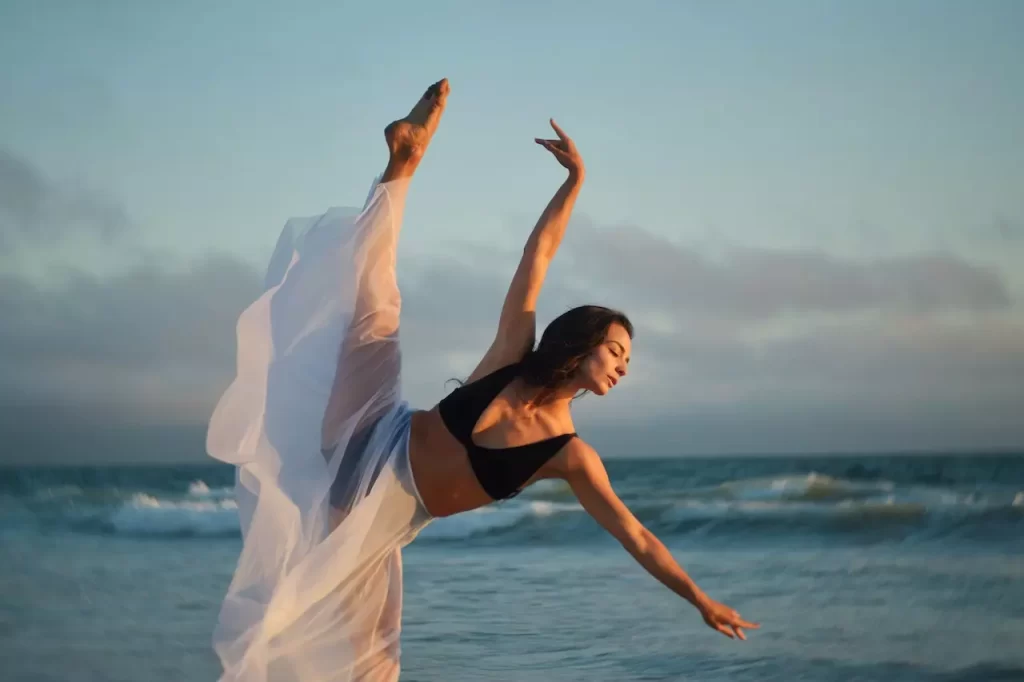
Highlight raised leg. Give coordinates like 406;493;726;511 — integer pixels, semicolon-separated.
321;79;450;487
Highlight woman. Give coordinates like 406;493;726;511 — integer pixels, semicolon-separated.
208;78;757;682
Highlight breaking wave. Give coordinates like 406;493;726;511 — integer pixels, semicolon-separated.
3;471;1021;546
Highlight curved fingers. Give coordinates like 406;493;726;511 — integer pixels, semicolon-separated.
549;118;570;141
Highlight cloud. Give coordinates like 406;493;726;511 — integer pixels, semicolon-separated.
563;218;1012;320
0;148;128;249
634;314;1024;414
1;215;1021;463
585;398;1024;456
0;255;262;427
991;217;1024;243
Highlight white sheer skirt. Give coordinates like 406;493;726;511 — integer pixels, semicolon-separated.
206;175;432;681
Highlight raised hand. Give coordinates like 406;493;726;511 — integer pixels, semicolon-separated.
698;597;760;640
535;119;584;179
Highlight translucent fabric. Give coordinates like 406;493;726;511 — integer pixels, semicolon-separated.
207;176;433;681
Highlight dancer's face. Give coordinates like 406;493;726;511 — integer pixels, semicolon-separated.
576;323;631;396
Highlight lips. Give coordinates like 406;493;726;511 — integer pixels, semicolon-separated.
607;375;618;387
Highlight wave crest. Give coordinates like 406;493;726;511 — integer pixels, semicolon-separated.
6;472;1022;546
106;491;239;537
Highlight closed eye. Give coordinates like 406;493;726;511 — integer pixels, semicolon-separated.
610;340;629;363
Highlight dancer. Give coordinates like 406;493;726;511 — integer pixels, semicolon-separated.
208;78;757;682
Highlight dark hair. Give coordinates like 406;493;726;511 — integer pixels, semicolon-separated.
519;305;633;396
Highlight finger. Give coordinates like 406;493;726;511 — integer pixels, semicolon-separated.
715;624;735;639
731;625;746;641
549;118;570;142
724;609;758;629
536;140;570;159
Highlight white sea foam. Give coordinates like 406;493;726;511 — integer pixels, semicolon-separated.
418;500;581;540
108;493;239;536
715;472;894;503
187;480;234;500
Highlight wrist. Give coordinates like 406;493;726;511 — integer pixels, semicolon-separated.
567;169;585;184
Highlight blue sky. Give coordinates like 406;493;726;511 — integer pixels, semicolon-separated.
1;1;1022;461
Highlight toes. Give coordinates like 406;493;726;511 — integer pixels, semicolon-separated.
418;79;450;108
427;78;450;103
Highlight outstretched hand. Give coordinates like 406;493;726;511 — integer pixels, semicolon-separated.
698;597;760;640
535;119;584;178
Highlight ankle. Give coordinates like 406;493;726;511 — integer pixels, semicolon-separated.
381;158;419;182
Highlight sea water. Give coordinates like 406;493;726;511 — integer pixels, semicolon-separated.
2;454;1022;681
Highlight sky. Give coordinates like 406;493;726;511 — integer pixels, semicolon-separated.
1;0;1022;463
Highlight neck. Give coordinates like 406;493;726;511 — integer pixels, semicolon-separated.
518;381;579;410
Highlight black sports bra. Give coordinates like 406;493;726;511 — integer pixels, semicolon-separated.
437;363;576;500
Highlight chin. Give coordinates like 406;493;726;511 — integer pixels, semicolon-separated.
574;371;614;396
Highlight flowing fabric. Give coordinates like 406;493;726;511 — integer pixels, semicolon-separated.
207;175;433;681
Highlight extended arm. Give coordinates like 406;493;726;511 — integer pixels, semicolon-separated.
467;120;584;382
563;440;760;640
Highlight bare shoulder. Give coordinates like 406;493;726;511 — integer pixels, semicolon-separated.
551;436;603;479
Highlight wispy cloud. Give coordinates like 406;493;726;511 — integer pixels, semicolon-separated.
990;217;1024;243
0;148;128;250
1;214;1021;462
563;219;1012;319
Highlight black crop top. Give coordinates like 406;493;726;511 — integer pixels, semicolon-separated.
437;363;576;500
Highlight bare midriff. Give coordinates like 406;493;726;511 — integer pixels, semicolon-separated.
408;407;495;517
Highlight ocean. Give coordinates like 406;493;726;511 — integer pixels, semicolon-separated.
2;454;1022;682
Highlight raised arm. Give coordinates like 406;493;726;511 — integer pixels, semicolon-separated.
562;439;760;640
466;120;584;383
